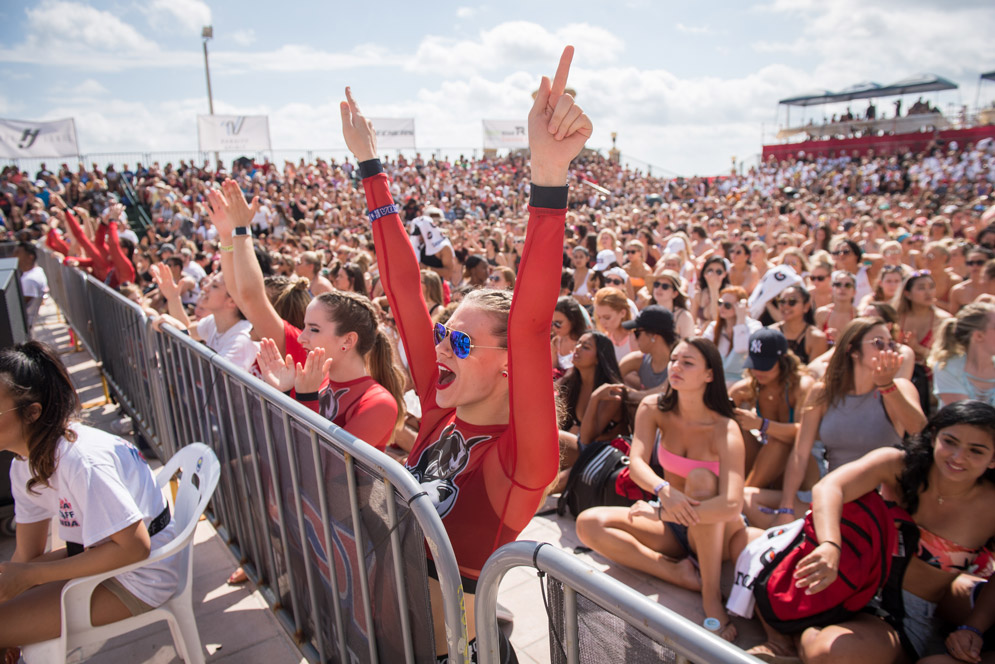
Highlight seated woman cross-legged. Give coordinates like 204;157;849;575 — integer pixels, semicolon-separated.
0;343;180;660
576;337;747;642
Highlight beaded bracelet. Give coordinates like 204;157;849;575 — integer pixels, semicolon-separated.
956;625;984;638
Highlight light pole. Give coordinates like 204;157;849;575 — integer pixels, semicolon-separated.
202;26;219;168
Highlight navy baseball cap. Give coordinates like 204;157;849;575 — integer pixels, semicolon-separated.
744;328;789;372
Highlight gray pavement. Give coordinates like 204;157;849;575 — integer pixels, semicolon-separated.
9;295;765;663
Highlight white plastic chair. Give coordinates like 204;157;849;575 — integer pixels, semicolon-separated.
20;443;221;664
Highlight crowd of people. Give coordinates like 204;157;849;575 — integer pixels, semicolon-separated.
4;44;995;663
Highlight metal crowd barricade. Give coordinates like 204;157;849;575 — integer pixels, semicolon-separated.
476;541;763;664
147;322;468;663
37;249;471;663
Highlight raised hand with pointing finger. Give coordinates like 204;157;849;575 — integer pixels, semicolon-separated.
529;45;593;186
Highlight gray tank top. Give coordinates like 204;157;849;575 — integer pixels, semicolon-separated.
638;354;669;389
818;390;902;472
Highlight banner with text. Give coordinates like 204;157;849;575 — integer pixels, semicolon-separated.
482;119;528;149
0;117;79;158
371;118;416;149
197;115;272;152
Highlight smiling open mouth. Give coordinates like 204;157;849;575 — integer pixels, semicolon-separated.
437;365;456;389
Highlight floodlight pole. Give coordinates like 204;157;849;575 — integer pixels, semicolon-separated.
202;26;220;169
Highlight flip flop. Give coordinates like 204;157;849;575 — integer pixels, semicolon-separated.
227;567;249;585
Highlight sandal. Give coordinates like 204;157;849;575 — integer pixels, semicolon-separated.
227;566;249;585
746;641;801;664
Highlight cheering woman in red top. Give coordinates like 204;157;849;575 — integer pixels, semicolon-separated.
341;46;591;663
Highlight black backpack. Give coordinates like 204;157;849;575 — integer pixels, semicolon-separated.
556;439;634;518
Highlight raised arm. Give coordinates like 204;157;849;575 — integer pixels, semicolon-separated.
214;181;288;352
340;88;438;396
504;46;592;489
105;215;136;285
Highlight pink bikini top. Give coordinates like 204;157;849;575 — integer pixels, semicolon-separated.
654;431;721;478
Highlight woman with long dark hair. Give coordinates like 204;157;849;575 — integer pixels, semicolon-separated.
771;283;828;365
755;401;995;663
0;343;181;655
747;317;927;529
556;331;623;435
577;337;747;641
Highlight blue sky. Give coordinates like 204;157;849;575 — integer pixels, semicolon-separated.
1;0;994;175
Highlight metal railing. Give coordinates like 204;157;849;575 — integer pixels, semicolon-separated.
36;249;471;663
476;541;763;664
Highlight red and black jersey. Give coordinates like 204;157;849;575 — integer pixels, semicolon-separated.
362;159;562;580
297;375;397;452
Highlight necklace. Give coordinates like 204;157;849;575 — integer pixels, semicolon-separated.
937;485;974;505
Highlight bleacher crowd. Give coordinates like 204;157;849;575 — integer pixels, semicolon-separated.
5;112;995;664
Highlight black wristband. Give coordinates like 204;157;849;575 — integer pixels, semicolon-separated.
358;159;384;179
282;389;293;397
529;184;568;209
295;391;319;402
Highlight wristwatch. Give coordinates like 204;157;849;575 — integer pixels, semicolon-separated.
233;227;252;237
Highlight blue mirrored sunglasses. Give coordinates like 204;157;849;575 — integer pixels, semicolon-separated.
433;323;505;359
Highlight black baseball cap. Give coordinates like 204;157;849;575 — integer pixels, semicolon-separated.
744;328;789;372
622;305;676;345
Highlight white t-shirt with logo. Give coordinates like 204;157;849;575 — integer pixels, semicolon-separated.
10;424;180;607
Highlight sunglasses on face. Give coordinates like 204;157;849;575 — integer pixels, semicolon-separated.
633;329;644;338
833;281;855;289
810;274;828;282
968;259;987;267
832;249;853;256
653;281;674;291
777;297;800;307
433;323;504;359
606;278;626;286
729;249;744;255
865;337;899;353
625;249;640;254
719;301;735;310
487;274;501;282
705;268;725;277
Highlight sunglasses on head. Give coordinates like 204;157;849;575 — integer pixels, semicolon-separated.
653;281;674;291
606;278;626;286
777;297;800;307
433;323;505;359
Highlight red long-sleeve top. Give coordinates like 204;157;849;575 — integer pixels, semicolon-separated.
362;159;561;581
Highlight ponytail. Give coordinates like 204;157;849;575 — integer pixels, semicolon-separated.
928;303;995;369
368;329;407;435
0;342;80;494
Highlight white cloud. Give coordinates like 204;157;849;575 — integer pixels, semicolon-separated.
752;0;995;84
230;29;256;47
676;23;713;35
148;0;212;35
456;6;476;19
24;0;157;53
407;21;624;77
70;79;109;97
